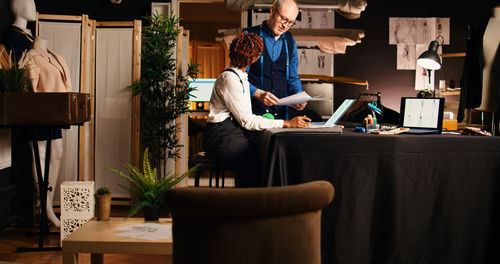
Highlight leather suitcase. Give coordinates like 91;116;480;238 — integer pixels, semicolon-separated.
0;92;91;126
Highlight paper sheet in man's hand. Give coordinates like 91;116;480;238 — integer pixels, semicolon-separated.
276;91;315;105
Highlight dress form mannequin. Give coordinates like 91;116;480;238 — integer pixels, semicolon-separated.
1;0;36;61
28;37;69;228
475;6;500;112
11;0;36;35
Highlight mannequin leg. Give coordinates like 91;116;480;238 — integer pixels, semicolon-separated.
31;139;63;228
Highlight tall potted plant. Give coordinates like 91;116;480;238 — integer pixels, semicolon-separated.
130;12;199;176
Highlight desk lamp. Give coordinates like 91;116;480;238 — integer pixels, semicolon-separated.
417;36;443;94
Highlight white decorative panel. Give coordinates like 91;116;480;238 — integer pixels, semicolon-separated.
60;181;94;243
60;217;90;242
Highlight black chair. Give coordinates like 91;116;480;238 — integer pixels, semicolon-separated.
191;152;228;187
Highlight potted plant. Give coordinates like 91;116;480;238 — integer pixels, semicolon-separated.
130;12;199;175
0;45;29;92
110;148;197;221
95;187;112;221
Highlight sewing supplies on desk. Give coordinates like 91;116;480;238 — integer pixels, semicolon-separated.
362;114;379;133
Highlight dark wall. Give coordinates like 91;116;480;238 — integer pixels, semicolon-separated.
34;0;154;21
334;0;497;110
180;3;241;42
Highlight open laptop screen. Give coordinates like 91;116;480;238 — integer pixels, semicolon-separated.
324;98;356;126
400;97;445;131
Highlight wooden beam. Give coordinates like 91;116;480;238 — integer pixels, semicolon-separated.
78;15;89;181
441;52;466;58
299;74;369;86
132;20;142;168
89;20;97;182
95;21;135;27
37;14;83;21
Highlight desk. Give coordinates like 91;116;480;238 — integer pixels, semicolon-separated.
62;218;172;264
258;129;500;264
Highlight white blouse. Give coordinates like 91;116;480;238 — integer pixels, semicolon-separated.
207;65;284;130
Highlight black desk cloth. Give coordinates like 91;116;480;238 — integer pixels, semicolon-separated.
257;129;500;264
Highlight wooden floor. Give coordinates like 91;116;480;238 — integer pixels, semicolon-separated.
0;206;172;264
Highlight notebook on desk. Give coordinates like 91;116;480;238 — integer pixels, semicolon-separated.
399;97;445;134
309;98;356;128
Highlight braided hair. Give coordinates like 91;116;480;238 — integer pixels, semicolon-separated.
229;32;263;68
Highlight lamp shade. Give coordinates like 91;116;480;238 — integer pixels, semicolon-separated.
417;40;441;70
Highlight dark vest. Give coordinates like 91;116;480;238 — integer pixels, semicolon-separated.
246;24;294;120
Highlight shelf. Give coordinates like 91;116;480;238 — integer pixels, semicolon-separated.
440;90;461;96
289;28;365;43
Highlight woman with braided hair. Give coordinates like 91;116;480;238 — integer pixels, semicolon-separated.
203;32;310;187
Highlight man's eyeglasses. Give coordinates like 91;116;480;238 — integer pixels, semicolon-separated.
274;8;296;27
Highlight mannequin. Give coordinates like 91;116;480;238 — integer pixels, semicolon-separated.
25;37;73;228
1;0;36;61
11;0;36;34
459;5;500;126
475;6;500;113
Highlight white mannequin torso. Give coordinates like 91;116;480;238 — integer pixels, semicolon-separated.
11;0;37;35
476;6;500;112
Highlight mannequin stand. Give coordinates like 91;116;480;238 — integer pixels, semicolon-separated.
17;128;61;252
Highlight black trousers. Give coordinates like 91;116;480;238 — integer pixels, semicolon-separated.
203;118;262;187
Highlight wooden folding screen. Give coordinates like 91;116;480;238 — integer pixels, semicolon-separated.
93;21;141;198
35;15;140;200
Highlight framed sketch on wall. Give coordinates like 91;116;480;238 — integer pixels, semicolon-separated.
152;2;171;17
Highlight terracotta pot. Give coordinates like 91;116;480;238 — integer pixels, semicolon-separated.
95;193;112;221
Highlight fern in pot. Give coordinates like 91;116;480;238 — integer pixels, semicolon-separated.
110;148;197;221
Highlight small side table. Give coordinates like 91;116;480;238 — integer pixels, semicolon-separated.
62;217;172;264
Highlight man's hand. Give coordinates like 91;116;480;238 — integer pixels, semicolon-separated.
253;89;279;106
290;102;307;111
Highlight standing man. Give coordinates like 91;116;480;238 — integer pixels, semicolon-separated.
245;0;306;120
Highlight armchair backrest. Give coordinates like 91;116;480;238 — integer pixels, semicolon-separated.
165;180;334;264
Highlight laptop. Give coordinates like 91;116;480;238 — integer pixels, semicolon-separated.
309;98;356;128
399;97;445;134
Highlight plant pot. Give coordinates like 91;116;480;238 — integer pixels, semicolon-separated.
95;193;112;221
143;205;161;221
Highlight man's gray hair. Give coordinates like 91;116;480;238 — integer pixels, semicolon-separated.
272;0;298;10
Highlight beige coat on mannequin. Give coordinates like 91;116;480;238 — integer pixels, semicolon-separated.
24;40;72;92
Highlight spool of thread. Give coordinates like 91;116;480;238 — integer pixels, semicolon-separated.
439;80;446;90
367;115;374;124
263;113;275;119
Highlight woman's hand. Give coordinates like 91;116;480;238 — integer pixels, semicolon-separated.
283;115;311;128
